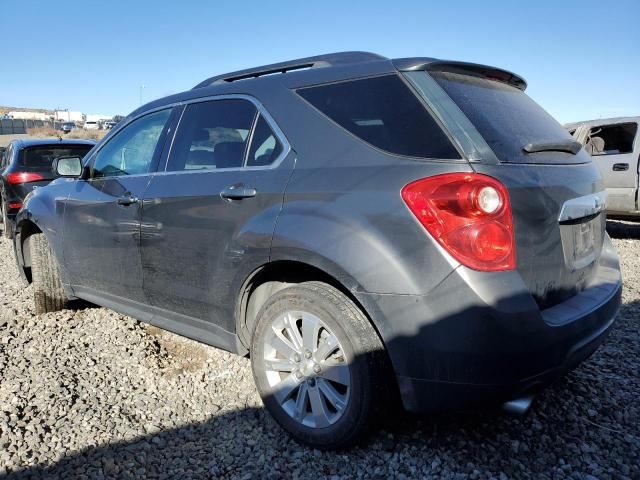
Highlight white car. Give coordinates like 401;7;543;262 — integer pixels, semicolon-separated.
84;121;99;130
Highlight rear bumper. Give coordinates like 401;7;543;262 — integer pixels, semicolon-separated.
358;235;622;413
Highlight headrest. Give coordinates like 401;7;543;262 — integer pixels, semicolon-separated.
192;128;210;142
214;142;244;169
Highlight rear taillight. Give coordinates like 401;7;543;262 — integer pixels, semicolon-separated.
401;172;515;271
6;172;45;185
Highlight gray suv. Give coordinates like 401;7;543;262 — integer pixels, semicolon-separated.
13;52;622;448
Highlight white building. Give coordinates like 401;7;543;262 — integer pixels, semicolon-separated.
54;110;83;122
6;111;49;121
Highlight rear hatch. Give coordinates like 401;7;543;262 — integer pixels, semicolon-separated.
18;144;94;182
6;144;94;203
421;68;605;308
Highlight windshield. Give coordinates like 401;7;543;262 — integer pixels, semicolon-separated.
431;72;576;163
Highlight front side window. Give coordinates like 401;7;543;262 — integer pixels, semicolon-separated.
91;109;171;178
167;99;256;171
585;123;637;156
297;75;460;159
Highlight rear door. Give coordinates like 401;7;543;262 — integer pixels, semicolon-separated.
140;97;293;332
62;108;174;304
583;121;639;212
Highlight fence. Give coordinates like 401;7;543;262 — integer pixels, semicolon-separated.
0;119;55;135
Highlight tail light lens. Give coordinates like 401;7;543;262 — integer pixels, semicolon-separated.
6;172;45;185
401;173;515;271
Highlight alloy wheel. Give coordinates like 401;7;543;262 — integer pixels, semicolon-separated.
262;310;351;428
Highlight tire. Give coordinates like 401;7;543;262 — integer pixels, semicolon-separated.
1;201;11;239
28;233;68;314
251;281;389;449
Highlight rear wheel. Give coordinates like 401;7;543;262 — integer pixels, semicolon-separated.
251;281;388;449
27;233;68;314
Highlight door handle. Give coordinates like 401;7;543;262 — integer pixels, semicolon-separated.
117;195;140;206
220;184;257;200
613;163;629;171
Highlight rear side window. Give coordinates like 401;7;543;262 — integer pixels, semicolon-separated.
432;72;573;163
19;145;93;171
297;75;460;159
167;99;256;171
247;115;283;167
585;123;637;156
168;100;286;170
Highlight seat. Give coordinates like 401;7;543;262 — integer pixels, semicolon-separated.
585;136;605;155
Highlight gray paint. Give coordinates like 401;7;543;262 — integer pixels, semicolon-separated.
13;52;622;412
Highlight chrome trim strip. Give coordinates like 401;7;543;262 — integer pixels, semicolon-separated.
84;93;292;178
558;191;608;223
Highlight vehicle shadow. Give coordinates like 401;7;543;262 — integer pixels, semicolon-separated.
606;219;640;239
3;296;637;479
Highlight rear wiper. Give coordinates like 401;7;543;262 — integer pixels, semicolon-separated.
522;139;582;155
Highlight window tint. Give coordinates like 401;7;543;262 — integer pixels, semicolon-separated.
167;100;256;171
18;145;93;172
585;123;637;156
246;115;283;166
92;109;171;178
432;72;574;163
297;75;459;159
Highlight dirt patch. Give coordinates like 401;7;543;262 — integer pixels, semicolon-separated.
143;324;211;377
26;126;107;141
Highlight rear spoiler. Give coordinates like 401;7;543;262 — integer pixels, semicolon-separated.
393;58;527;91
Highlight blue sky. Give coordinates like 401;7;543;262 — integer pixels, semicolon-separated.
2;0;637;123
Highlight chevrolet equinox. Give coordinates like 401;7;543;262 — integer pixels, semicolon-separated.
13;52;622;448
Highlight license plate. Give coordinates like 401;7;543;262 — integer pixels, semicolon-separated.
563;217;601;271
573;221;595;260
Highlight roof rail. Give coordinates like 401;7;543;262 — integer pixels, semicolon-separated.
192;51;387;89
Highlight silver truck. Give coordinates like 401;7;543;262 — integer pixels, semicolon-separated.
566;116;639;219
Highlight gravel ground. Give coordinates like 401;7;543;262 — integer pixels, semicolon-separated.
0;223;638;479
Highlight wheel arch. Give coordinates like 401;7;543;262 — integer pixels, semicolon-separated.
235;259;391;355
14;218;43;284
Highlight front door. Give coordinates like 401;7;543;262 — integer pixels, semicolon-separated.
62;108;174;303
584;121;639;212
140;98;293;332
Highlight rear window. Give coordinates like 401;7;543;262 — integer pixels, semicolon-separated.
297;75;460;159
18;145;93;170
432;72;573;162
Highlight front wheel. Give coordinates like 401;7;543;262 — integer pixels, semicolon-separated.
27;233;68;314
1;200;10;239
251;281;389;449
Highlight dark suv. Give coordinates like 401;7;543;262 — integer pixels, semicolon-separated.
13;52;621;448
1;138;95;238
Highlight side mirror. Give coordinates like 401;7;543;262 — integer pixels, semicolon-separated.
53;156;83;177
